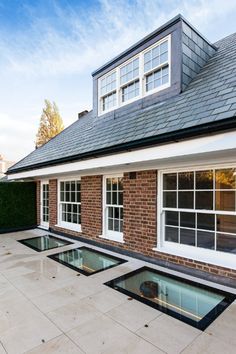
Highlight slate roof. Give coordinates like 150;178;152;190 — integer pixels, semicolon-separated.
9;32;236;174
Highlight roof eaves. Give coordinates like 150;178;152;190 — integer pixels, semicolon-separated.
7;116;236;175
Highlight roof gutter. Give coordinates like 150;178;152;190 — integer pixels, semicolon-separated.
7;117;236;175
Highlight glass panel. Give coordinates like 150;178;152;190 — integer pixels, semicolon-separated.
165;226;178;243
195;191;213;210
215;169;236;189
20;235;71;251
60;182;65;191
180;228;195;246
215;191;235;211
217;233;236;254
196;170;213;189
112;191;117;205
107;268;227;328
112;178;118;190
180;212;195;228
51;247;125;275
197;213;215;231
108;207;113;218
165;211;178;226
114;219;119;232
197;231;215;249
108;218;113;231
106;178;111;190
102;92;116;111
217;215;236;234
60;192;64;202
178;191;194;209
122;81;139;102
178;172;194;190
163;173;177;190
118;192;123;206
106;192;111;205
118;178;123;191
163;192;176;208
120;220;123;232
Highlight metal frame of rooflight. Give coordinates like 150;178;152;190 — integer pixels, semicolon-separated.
104;266;236;330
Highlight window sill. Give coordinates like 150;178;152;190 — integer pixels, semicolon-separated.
99;234;124;244
55;223;82;233
152;243;236;270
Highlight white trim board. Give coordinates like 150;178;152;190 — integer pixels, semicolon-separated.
8;130;236;180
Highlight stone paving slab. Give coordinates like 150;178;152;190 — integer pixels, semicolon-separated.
0;229;235;353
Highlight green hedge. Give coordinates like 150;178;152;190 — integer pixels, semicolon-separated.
0;182;36;232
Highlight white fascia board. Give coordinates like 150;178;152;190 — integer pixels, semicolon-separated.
7;130;236;180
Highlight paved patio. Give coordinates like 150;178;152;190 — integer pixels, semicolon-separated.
0;229;235;354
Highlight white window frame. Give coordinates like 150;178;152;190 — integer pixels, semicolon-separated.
40;179;49;229
101;174;124;243
56;177;82;232
98;35;171;115
155;163;236;270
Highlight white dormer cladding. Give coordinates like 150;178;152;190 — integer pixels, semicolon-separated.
98;35;171;115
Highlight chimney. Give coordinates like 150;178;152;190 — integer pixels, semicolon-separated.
78;110;88;119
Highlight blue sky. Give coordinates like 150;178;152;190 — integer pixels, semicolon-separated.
1;0;236;162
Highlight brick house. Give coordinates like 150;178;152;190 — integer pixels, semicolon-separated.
7;15;236;280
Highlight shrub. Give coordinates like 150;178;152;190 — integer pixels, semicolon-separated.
0;182;36;231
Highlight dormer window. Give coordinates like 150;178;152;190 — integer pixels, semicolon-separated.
98;35;170;115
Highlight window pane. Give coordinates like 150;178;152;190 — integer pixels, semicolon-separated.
106;192;111;204
215;169;236;189
108;218;113;231
180;212;195;228
163;192;177;208
60;182;65;192
118;178;123;191
112;191;117;205
197;231;215;249
71;182;76;191
114;207;119;219
112;178;118;190
178;172;194;190
71;192;75;202
215;191;235;211
217;215;236;234
195;191;213;210
60;192;64;202
102;92;116;111
108;207;113;218
165;227;178;243
120;220;123;233
114;219;119;232
180;228;195;246
197;213;215;231
65;182;70;191
163;173;177;190
178;191;194;209
100;71;116;95
196;170;213;189
106;178;111;191
165;211;178;226
118;192;123;206
120;58;139;85
122;80;139;102
65;192;70;202
217;233;236;254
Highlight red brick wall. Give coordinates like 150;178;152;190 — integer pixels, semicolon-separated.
35;172;236;280
123;171;157;252
81;175;102;236
49;179;57;228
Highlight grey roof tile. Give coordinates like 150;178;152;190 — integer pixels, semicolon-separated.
9;32;236;173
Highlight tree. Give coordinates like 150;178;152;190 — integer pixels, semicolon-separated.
35;100;64;148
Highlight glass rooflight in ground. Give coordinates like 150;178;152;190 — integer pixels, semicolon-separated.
48;247;127;276
105;266;236;330
18;235;73;252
